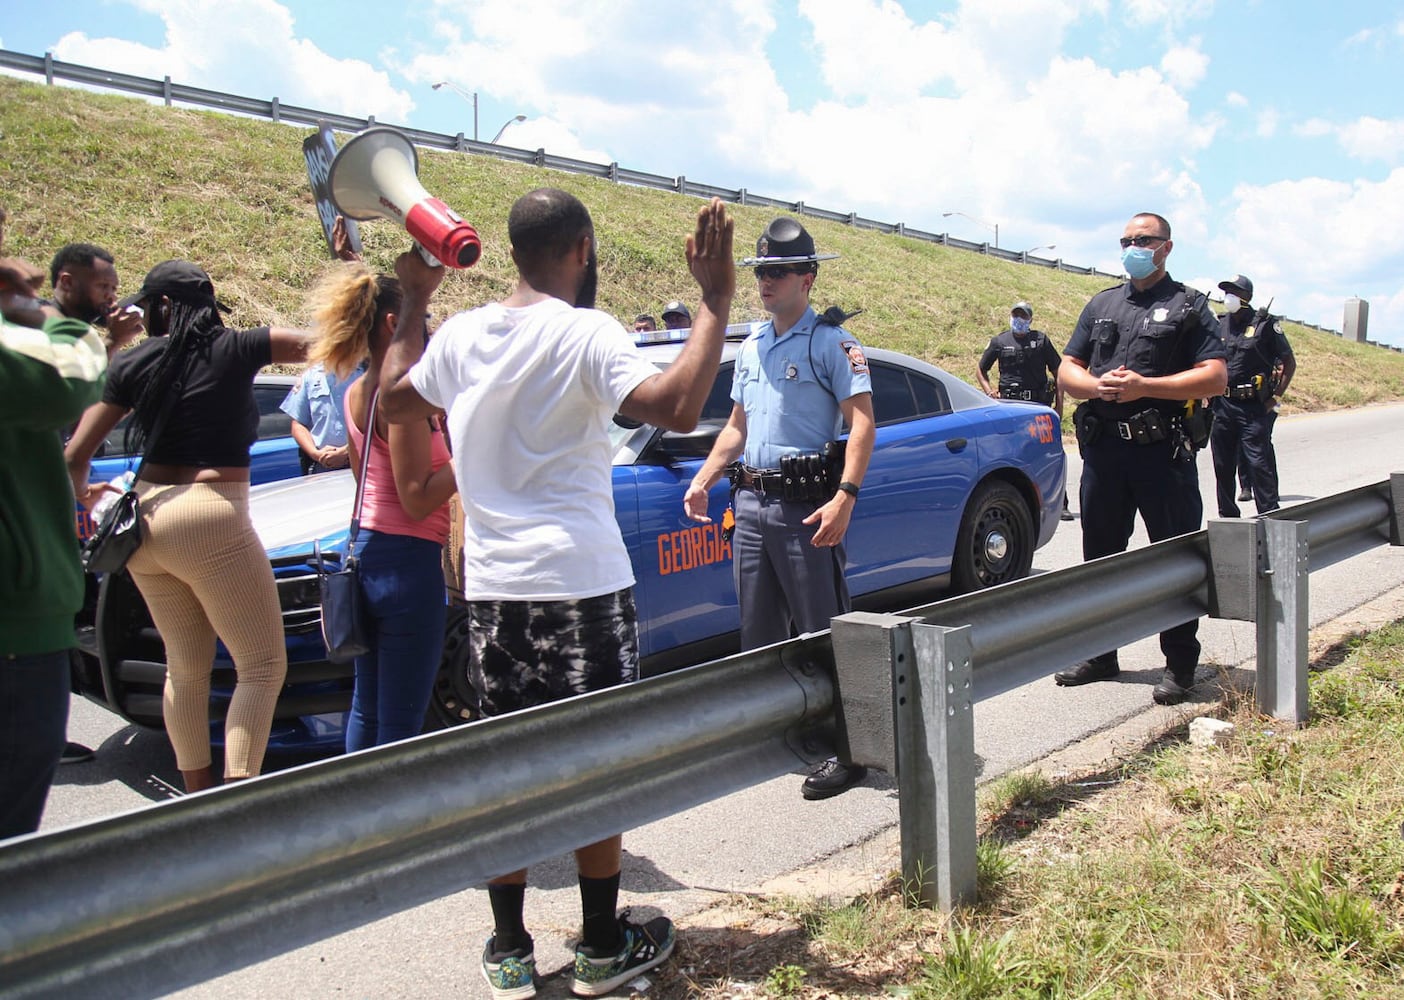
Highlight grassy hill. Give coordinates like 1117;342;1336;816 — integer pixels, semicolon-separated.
4;73;1404;411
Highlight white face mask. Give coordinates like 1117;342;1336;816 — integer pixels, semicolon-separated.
1223;293;1242;313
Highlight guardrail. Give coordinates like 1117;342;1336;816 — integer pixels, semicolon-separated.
0;47;1117;279
1;477;1399;998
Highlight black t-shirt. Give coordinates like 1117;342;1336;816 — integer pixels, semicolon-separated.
103;326;273;467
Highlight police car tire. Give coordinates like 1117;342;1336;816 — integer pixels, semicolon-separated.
951;479;1035;593
424;604;484;732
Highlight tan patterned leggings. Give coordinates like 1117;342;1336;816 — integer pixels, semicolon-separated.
126;481;286;779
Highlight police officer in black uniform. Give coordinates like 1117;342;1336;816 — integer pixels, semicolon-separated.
976;301;1072;519
1209;274;1295;518
1053;212;1226;706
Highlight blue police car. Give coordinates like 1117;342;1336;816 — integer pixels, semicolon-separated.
74;333;1066;753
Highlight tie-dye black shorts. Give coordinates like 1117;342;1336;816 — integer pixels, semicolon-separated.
466;587;640;717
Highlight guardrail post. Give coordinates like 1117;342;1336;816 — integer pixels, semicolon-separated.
1206;518;1261;621
907;622;977;910
270;97;280;123
608;162;619;182
44;51;53;85
454;131;466;152
1389;473;1404;544
163;75;172;106
1257;519;1310;724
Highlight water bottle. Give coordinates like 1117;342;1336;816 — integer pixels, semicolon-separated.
90;470;136;520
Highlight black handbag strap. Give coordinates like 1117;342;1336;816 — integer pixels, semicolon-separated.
130;377;182;483
346;384;379;549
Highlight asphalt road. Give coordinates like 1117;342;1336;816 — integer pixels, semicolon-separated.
37;402;1404;999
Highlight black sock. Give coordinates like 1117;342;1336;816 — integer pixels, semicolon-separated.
487;882;530;954
579;872;622;952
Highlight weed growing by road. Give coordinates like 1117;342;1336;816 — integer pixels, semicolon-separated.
661;620;1404;998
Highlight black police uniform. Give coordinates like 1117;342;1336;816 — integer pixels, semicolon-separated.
1209;307;1292;517
978;328;1061;403
1062;274;1224;679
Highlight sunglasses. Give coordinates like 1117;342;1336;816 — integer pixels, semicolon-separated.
1119;235;1169;249
753;265;808;281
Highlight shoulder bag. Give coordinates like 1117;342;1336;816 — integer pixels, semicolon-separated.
315;386;377;663
80;380;182;574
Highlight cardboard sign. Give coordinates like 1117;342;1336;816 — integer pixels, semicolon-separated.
303;124;362;259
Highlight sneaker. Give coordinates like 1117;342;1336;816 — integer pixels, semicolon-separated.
1053;657;1119;687
801;758;868;800
481;936;536;1000
60;741;95;765
571;911;675;997
1238;486;1252;502
1152;668;1195;706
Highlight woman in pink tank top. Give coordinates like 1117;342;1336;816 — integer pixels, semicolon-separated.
307;254;456;751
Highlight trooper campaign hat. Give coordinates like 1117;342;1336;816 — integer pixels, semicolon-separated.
133;260;231;312
1217;274;1254;302
739;216;840;267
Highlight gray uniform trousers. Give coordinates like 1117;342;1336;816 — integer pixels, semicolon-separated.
732;486;851;651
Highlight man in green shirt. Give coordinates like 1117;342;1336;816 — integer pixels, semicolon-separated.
0;252;109;838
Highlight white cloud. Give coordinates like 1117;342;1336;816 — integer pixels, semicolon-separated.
1256;108;1280;139
1225;91;1248;107
1335;117;1404;165
1159;40;1208;90
50;0;414;121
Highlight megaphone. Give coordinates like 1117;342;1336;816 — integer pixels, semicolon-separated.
329;127;482;269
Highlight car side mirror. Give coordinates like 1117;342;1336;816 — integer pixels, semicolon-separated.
655;421;724;461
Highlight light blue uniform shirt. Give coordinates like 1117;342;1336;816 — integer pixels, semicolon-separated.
279;362;364;448
730;306;872;469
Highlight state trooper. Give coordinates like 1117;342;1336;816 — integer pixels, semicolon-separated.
976;300;1073;520
1053;212;1226;706
683;216;875;800
1209;274;1295;518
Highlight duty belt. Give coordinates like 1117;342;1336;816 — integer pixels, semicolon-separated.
1000;388;1037;401
1111;408;1171;445
737;465;785;495
1227;383;1260;400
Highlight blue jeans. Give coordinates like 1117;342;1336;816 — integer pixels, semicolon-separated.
0;650;71;839
346;531;447;752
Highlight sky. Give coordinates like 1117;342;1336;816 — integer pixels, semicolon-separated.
5;0;1404;346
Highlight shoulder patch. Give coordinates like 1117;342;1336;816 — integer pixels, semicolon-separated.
841;340;868;374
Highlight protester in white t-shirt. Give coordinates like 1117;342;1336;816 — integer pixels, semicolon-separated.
379;189;735;1000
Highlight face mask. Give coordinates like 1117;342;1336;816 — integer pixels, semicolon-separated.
1011;317;1031;334
1223;293;1242;313
1121;246;1158;280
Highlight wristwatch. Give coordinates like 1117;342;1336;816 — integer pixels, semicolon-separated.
837;481;861;498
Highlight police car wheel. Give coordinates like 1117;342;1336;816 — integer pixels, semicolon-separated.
424;604;483;731
951;479;1035;593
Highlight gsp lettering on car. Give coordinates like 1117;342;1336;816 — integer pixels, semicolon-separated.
657;522;732;575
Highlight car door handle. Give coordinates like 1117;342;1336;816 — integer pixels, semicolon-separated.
946;438;968;452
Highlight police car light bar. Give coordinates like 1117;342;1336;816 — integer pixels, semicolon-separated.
633;321;761;346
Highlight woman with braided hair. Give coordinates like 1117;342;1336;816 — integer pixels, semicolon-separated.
307;254;455;752
65;260;311;792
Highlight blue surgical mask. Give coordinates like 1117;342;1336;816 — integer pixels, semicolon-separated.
1011;317;1031;334
1121;246;1158;280
1123;247;1156;280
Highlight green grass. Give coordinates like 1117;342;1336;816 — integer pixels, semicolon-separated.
667;623;1404;999
6;73;1404;410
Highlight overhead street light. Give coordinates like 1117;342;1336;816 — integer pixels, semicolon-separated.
1022;244;1056;256
432;80;478;141
491;114;527;144
942;211;999;250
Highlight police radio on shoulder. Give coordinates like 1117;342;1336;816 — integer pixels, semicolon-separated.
837;481;860;498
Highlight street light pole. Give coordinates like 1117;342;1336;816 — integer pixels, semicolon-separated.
491;114;527;144
942;211;999;249
432;81;478;142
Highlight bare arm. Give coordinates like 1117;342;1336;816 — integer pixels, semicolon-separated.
803;392;875;546
268;326;313;366
289;419;318;460
617;199;735;432
1275;353;1296;399
379;251;445;424
974;363;995;397
388;419;458;520
683;403;748;522
64;401;128;506
1058;356;1099;401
